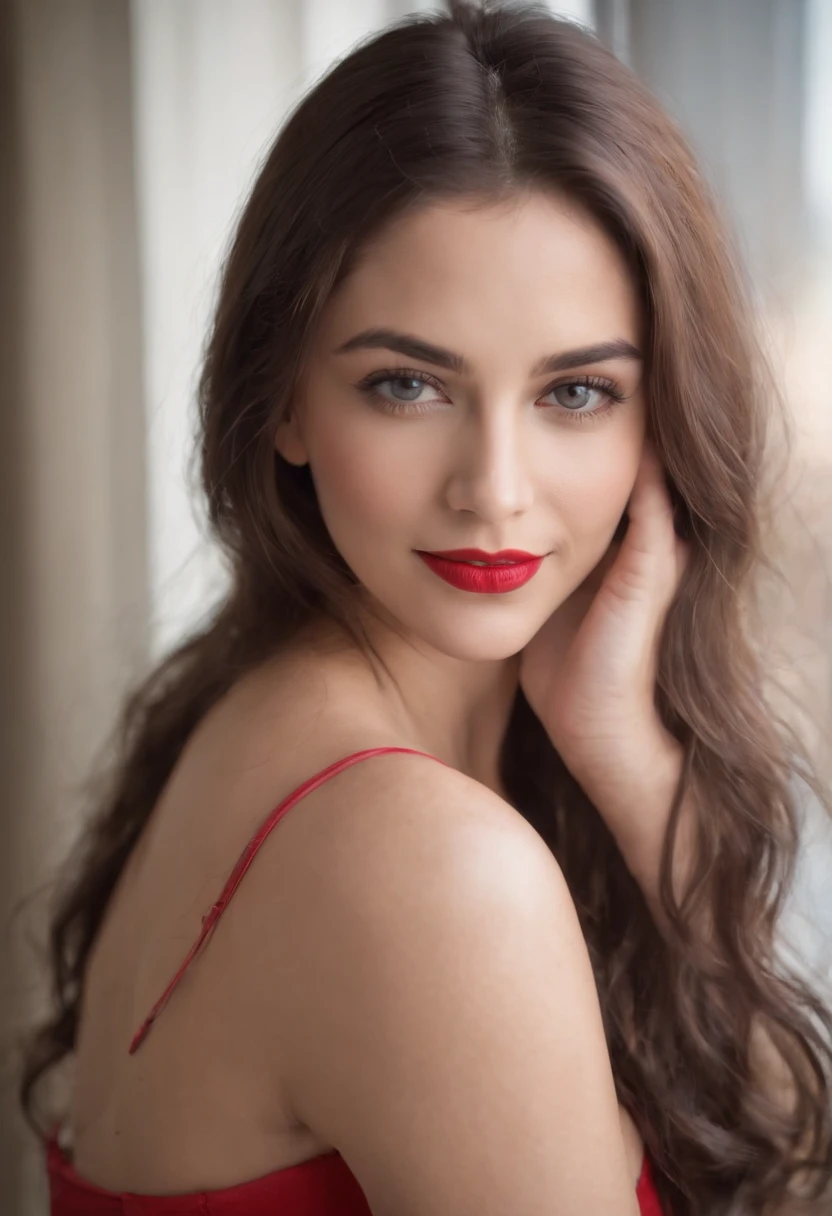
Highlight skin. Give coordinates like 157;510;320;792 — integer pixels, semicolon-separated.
277;189;647;792
69;191;653;1213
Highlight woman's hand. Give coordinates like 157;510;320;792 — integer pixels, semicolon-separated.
519;443;689;863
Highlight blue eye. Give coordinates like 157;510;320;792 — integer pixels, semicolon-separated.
554;383;593;409
380;377;428;402
540;376;628;421
355;368;628;421
356;368;447;415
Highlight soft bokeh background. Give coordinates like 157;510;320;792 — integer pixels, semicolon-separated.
1;1;830;1211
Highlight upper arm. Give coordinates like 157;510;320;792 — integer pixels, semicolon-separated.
274;761;639;1216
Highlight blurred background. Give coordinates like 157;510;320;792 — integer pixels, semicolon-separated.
0;0;830;1210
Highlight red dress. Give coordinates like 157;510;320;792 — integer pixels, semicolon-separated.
46;747;666;1216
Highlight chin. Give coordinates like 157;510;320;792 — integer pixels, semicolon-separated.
397;603;545;664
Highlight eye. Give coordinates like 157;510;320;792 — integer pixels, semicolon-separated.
355;369;629;420
355;368;448;415
540;376;627;421
379;376;431;403
552;383;598;410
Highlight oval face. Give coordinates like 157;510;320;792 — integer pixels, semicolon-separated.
278;189;647;663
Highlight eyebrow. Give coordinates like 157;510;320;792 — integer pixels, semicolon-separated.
334;327;642;376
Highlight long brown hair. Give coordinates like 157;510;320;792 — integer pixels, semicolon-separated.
21;3;832;1212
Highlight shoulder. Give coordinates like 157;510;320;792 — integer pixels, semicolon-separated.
265;751;636;1213
269;743;567;920
216;647;554;887
174;655;639;1209
201;647;571;945
300;747;589;1013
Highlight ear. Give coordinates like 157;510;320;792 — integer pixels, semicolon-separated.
274;407;309;467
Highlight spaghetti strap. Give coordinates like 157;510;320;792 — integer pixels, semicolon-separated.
128;746;446;1055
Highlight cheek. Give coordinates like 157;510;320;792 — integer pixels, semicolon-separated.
551;431;642;537
305;412;423;538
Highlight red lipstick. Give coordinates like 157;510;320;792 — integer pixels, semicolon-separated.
415;548;544;594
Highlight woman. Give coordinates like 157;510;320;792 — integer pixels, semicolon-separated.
22;2;832;1213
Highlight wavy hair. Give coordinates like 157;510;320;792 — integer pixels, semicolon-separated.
21;3;832;1212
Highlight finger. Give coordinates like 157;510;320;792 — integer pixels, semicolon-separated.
600;445;685;614
625;443;678;559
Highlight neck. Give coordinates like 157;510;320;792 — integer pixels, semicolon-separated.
298;609;521;796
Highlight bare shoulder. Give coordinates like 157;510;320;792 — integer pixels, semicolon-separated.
263;745;572;952
276;745;547;870
270;751;639;1216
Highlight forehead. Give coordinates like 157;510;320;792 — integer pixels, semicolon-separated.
320;191;642;360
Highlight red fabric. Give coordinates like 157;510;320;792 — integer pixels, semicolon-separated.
636;1153;665;1216
47;1137;371;1215
48;1135;665;1214
46;746;666;1214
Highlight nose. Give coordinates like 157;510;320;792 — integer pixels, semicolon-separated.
444;406;534;523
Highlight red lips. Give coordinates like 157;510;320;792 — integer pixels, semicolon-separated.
415;548;544;594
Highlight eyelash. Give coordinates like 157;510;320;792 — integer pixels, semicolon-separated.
354;367;629;422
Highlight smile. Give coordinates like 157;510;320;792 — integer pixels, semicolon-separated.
415;550;544;594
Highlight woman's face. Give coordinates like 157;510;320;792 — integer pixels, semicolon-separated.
277;191;647;661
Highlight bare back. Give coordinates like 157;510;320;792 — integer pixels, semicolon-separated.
70;645;645;1209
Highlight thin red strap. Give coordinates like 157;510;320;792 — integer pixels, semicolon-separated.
128;746;445;1054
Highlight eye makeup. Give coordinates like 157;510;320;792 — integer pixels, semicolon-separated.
353;366;630;423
